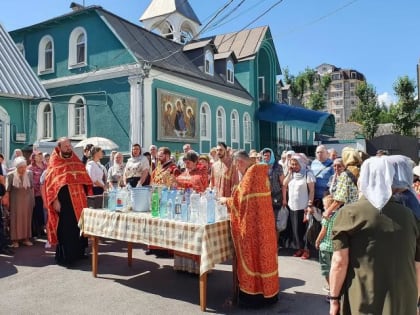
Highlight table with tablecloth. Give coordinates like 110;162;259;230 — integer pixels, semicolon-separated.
78;208;234;311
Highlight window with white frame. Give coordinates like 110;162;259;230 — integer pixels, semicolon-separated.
243;112;252;143
231;110;239;143
200;103;211;139
68;27;87;68
227;60;234;83
68;96;86;138
38;35;54;74
204;50;214;75
216;107;226;142
0;106;10;157
37;102;53;140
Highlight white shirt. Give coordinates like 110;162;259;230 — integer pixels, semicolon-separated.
287;171;316;211
86;160;107;186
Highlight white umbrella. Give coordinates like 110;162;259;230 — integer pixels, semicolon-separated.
74;137;119;151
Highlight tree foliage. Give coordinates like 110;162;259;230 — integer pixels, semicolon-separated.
391;76;419;136
350;82;380;140
282;67;330;110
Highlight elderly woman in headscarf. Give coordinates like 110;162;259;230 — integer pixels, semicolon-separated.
323;150;360;218
282;153;316;259
328;156;420;315
3;156;35;248
385;155;420;220
341;147;362;180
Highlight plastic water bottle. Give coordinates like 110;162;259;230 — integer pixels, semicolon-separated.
206;190;216;224
166;198;174;220
189;190;200;223
181;201;188;222
116;188;128;211
159;188;168;219
108;188;117;211
199;193;207;225
174;190;182;221
151;187;160;217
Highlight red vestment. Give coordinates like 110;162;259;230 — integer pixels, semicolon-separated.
45;147;93;245
227;163;279;299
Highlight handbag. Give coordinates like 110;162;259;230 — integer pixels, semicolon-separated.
276;206;289;232
306;215;322;246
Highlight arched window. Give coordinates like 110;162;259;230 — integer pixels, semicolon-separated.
200;103;211;140
68;27;87;68
227;60;234;83
68;96;86;138
38;35;54;74
180;21;194;44
204;50;214;75
231;110;239;144
161;21;174;40
37;102;53;140
216;107;226;142
243;112;252;144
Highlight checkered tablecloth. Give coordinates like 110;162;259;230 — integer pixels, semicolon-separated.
79;208;234;275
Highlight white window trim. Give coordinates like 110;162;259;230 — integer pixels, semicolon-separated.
68;95;87;139
37;101;54;141
230;110;239;144
243;112;252;144
200;102;211;140
227;60;234;83
38;35;54;75
0;106;10;160
204;50;214;75
216;106;226;143
68;27;87;69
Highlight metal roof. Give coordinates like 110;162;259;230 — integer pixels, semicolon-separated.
99;9;252;101
0;24;49;100
257;102;336;136
212;26;268;61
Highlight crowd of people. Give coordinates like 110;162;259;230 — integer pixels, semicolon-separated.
1;139;420;313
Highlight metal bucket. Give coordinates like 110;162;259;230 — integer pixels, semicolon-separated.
130;186;152;212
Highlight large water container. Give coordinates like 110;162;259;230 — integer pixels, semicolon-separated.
130;186;152;212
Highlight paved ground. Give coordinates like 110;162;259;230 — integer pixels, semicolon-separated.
0;238;329;315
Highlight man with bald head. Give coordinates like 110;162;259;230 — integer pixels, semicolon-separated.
45;137;93;266
311;145;334;210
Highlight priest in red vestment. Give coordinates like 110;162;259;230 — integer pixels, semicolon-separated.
221;150;279;308
45;137;93;266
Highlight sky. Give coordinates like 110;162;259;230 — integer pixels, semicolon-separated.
2;0;420;106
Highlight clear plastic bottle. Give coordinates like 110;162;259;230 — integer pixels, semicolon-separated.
189;190;200;223
206;190;216;224
199;193;207;225
159;188;168;219
166;198;173;220
174;190;182;221
108;188;117;211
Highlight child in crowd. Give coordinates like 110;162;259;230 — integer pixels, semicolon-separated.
315;194;335;297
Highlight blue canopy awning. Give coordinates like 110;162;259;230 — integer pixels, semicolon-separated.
256;102;335;136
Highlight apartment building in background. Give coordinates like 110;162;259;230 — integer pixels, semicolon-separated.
278;63;366;124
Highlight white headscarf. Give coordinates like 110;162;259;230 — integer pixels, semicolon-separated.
12;156;31;189
384;155;414;188
359;156;395;210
